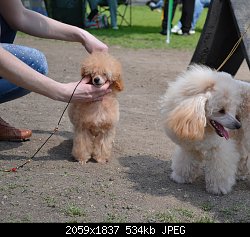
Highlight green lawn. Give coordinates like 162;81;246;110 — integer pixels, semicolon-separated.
17;5;208;50
87;5;208;50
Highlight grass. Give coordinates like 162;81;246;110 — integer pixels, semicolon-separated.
148;208;216;223
64;204;86;217
44;196;56;208
87;5;208;49
201;202;214;212
17;5;207;50
104;213;128;223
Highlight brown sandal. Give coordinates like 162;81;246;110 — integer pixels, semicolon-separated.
0;117;32;141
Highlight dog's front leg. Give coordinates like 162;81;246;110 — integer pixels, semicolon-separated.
171;146;202;184
204;141;239;195
92;128;115;164
72;129;93;165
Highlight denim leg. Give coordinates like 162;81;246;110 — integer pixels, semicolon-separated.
177;0;204;31
192;0;204;30
177;21;182;29
175;0;207;31
107;0;118;28
97;0;117;27
0;44;48;104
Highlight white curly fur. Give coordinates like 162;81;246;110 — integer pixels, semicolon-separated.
160;64;250;195
68;52;124;165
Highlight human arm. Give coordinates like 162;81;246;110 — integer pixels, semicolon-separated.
0;0;108;53
0;47;111;102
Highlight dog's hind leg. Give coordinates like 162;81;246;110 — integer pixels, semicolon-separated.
236;144;249;181
232;125;249;180
72;129;93;165
171;146;202;184
237;155;249;180
92;128;115;164
204;141;239;195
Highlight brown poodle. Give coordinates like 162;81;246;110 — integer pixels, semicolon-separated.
68;52;124;165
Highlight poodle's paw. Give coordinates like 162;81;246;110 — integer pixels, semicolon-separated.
72;153;90;166
236;165;249;181
170;171;193;184
205;178;235;195
74;157;89;165
95;157;109;164
79;160;88;166
206;185;232;195
236;174;247;181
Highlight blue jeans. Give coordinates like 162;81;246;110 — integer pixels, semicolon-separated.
192;0;210;30
0;44;48;104
101;0;118;27
177;0;210;31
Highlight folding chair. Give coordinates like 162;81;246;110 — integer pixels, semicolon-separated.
98;0;132;27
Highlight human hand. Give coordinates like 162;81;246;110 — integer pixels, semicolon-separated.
64;76;112;103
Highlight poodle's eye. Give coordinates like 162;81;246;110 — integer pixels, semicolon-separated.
236;114;241;122
105;71;112;79
219;109;225;114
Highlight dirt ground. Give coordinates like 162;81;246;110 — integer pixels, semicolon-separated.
0;35;250;223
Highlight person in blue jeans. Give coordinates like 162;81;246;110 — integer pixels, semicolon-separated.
0;0;111;142
88;0;119;30
171;0;211;35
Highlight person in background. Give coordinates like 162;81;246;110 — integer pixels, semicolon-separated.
146;0;164;12
178;0;195;36
88;0;119;30
160;0;196;36
171;0;211;35
0;0;110;141
87;0;99;21
159;0;181;35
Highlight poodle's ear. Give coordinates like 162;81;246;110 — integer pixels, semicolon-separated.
111;60;124;91
165;94;210;140
81;63;90;78
111;76;124;92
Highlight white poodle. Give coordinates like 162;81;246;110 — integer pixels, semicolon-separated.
160;64;250;195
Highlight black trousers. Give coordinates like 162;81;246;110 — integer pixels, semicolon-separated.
180;0;195;33
162;0;179;31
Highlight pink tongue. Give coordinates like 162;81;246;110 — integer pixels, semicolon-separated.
222;128;229;140
216;122;229;140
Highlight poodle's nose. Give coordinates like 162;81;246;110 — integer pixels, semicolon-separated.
234;120;241;129
93;77;101;85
